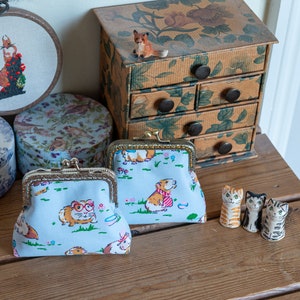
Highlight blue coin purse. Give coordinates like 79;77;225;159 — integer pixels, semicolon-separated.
12;158;132;257
106;131;207;225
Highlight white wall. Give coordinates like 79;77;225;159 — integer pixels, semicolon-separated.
259;0;300;179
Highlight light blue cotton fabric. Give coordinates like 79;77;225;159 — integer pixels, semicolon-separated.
13;175;131;256
110;146;206;224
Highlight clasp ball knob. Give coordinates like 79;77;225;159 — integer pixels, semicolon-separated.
223;88;241;103
158;99;174;113
192;65;211;80
217;142;232;155
187;122;203;136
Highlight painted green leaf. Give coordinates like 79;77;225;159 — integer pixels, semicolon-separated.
157;35;172;45
216;24;231;34
147;117;179;139
175;106;187;112
104;40;111;58
169;59;177;68
174;33;195;48
205;120;233;133
156;72;174;79
254;55;265;64
202;26;218;35
181;92;194;105
233;132;249;144
181;0;204;5
238;35;253;43
202;24;231;36
218;120;233;131
183;76;198;82
168;88;182;98
218;107;234;121
193;55;209;66
223;34;237;43
143;1;170;9
235;109;247;123
243;24;260;35
131;63;153;89
257;45;266;55
198;90;213;106
132;10;145;24
205;123;222;133
210;61;223;77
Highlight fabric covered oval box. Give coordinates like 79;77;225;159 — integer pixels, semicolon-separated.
0;117;16;197
14;93;112;174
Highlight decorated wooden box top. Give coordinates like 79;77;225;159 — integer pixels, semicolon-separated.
94;0;277;66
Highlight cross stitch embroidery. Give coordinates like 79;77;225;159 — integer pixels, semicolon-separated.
0;35;26;100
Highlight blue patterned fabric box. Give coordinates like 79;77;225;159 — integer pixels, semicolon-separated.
14;93;113;174
0;117;16;198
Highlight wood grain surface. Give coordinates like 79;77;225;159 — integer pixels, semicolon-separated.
0;134;299;299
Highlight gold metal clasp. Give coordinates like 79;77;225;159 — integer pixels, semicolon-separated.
134;130;170;143
61;158;80;170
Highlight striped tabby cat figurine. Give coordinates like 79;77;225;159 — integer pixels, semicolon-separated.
261;199;289;241
219;185;243;228
242;191;267;233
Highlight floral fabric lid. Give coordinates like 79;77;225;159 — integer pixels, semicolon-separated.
0;117;16;197
14;93;113;174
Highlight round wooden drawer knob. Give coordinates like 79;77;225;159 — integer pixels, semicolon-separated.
217;142;233;155
193;65;211;80
187;122;203;136
224;88;241;103
158;99;174;113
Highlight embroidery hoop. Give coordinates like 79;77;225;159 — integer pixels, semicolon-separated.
0;6;62;115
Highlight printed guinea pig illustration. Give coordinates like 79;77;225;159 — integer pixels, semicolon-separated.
103;232;131;254
65;246;88;255
145;178;177;212
59;199;97;227
122;149;155;163
14;211;39;240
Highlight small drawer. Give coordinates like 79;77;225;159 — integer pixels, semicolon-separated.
130;85;196;119
197;75;262;109
130;46;266;90
193;128;254;160
128;102;257;139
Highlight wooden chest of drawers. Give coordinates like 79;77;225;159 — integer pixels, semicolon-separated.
94;0;277;166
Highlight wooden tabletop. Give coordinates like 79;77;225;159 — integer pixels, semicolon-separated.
1;134;300;299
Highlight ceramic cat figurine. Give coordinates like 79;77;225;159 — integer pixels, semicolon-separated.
261;199;289;241
219;185;243;228
242;191;266;233
133;30;168;58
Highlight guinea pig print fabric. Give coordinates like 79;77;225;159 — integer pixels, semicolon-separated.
109;146;206;225
12;177;132;256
